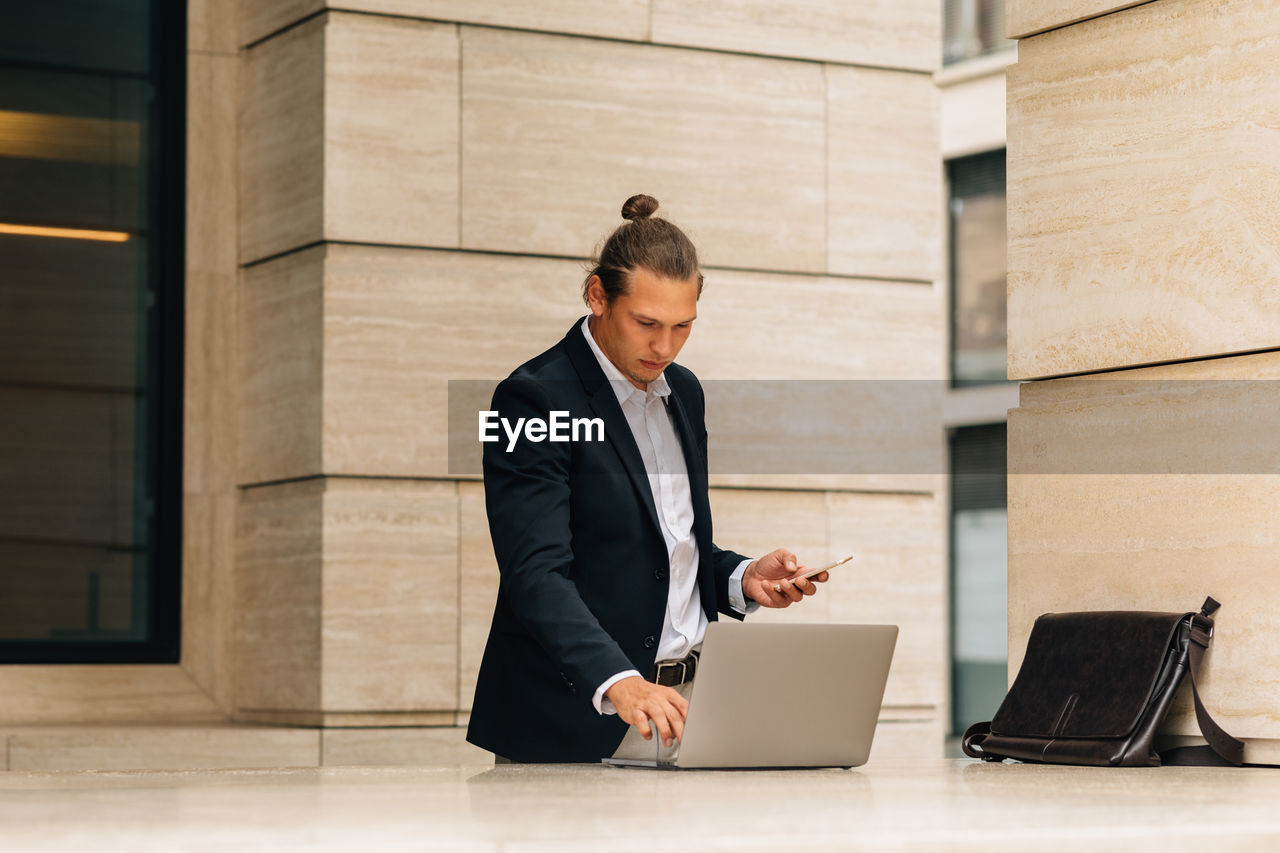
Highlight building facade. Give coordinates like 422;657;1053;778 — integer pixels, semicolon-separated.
0;1;1012;769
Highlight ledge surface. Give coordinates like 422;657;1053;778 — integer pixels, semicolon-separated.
2;759;1279;850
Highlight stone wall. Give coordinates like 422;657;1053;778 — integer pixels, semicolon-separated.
1006;0;1280;762
1;0;949;763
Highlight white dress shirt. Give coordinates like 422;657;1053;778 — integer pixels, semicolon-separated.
579;318;754;714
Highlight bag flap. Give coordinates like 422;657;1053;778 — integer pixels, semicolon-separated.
991;611;1187;740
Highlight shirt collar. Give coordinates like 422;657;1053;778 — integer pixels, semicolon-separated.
579;316;670;406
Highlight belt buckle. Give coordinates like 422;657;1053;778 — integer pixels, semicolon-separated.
654;658;685;686
654;651;699;686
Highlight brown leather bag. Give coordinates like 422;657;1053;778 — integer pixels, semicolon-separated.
962;597;1243;767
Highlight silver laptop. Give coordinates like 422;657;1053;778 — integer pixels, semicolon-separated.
604;621;898;769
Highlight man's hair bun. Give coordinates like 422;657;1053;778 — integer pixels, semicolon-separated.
584;193;702;305
621;194;659;221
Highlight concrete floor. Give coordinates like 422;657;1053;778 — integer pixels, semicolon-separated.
2;759;1279;851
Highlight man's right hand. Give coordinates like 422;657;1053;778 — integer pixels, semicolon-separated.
605;676;689;747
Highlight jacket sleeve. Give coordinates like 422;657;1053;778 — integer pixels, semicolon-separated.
482;375;636;696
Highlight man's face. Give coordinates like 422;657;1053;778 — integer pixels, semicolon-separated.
586;266;698;391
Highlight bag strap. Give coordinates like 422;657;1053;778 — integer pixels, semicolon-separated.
961;720;1000;761
1162;596;1245;766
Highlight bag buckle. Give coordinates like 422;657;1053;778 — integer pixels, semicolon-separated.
1189;621;1213;648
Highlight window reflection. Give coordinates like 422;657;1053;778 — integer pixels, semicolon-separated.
949;150;1007;387
0;0;179;661
950;423;1008;735
944;0;1014;65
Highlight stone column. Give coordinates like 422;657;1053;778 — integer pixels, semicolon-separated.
234;1;949;757
1006;0;1280;760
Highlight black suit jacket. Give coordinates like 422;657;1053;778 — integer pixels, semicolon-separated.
465;318;749;762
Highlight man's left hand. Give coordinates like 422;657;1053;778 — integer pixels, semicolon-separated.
742;549;829;609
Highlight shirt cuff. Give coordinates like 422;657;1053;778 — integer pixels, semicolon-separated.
593;669;643;715
728;558;760;615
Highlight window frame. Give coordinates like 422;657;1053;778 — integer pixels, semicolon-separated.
0;1;185;664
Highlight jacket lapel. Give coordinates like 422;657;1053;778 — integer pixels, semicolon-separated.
562;320;663;538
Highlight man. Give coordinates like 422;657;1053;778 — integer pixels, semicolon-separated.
467;196;827;763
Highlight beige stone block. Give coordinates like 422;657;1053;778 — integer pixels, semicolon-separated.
321;245;583;479
710;488;944;720
0;667;224;725
268;244;944;486
238;247;323;486
1007;0;1151;38
939;65;1008;160
827;492;946;710
458;481;498;713
708;474;942;496
240;0;649;48
697;382;944;495
320;478;459;711
185;270;238;497
1007;0;1280;379
659;268;945;494
190;0;240;54
1009;473;1280;738
1011;354;1280;478
326;245;944;485
943;383;1021;429
240;0;322;48
461;27;826;273
236;479;324;715
184;52;239;713
868;718;945;762
236;478;460;719
827;65;941;282
182;491;237;712
187;54;239;277
238;710;455;727
0;387;135;545
253;243;684;482
461;484;946;712
348;0;649;41
697;382;943;502
240;13;459;263
1008;353;1280;738
707;488;831;624
680;270;943;380
240;15;325;263
652;0;940;72
1158;734;1280;768
324;13;459;249
6;726;320;772
322;726;492;766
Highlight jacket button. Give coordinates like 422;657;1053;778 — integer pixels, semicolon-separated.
654;569;666;581
643;635;656;649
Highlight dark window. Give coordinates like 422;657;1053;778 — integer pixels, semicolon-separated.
944;0;1014;65
948;150;1007;387
949;423;1007;735
0;1;185;662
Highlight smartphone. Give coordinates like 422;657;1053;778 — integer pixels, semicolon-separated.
794;555;852;582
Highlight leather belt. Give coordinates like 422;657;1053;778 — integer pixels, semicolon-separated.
650;650;699;687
